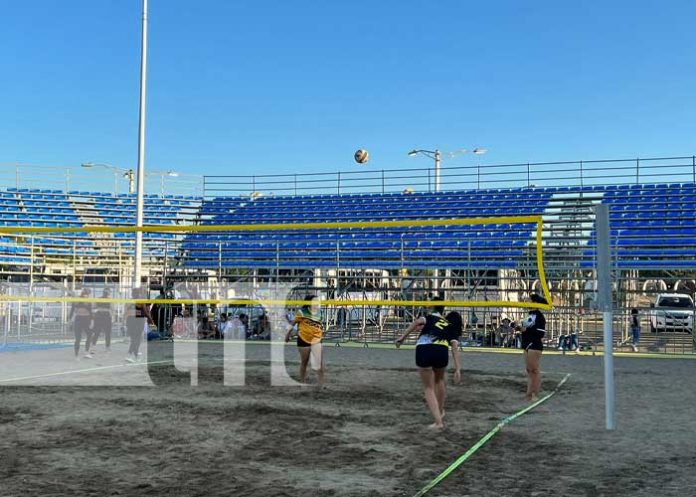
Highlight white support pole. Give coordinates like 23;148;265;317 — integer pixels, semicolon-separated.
133;0;149;289
434;150;441;193
595;204;615;431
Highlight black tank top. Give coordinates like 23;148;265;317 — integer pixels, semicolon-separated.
522;310;546;344
416;313;450;346
95;302;111;313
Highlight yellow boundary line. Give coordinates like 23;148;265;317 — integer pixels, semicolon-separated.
0;216;552;309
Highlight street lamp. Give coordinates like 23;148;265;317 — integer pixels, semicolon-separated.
407;149;441;192
407;147;488;192
146;170;179;197
81;163;135;194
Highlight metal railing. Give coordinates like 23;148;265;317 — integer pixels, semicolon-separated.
204;155;696;197
0;163;204;197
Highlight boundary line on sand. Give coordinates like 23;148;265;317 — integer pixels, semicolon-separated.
413;373;571;497
0;360;174;384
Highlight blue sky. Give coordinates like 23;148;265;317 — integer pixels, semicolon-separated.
2;0;695;183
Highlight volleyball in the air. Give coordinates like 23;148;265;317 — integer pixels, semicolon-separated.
354;149;369;164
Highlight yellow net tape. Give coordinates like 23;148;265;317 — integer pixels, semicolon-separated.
0;216;553;310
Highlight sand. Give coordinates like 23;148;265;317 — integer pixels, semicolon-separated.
1;342;695;496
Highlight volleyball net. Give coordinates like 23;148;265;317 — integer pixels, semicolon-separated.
0;216;551;346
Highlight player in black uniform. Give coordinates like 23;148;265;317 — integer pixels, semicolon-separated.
395;297;450;430
522;293;548;401
444;310;463;386
69;288;93;360
91;288;113;352
126;287;154;363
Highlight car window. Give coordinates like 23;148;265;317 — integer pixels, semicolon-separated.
657;297;694;308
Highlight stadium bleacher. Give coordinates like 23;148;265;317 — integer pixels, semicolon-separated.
0;189;201;269
0;183;694;272
184;188;550;270
183;182;696;271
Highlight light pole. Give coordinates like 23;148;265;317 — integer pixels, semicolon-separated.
408;148;487;192
147;170;179;197
408;149;441;192
134;0;149;289
81;163;136;194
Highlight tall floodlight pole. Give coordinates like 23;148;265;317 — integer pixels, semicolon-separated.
408;148;486;193
407;149;440;192
595;204;615;430
134;0;148;289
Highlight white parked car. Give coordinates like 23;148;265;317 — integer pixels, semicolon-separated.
649;293;694;334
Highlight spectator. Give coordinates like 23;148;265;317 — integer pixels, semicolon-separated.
150;288;167;334
69;288;94;359
183;309;197;338
255;310;271;340
239;313;250;339
197;316;216;340
91;288;113;352
171;309;196;339
171;311;184;338
512;325;522;349
630;308;640;352
226;314;246;340
0;289;7;335
557;331;579;352
218;313;231;338
497;317;515;348
125;287;153;363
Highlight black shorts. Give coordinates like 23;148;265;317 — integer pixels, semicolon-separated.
297;336;313;348
415;344;449;369
522;340;544;352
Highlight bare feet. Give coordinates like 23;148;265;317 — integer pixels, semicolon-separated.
427;422;444;431
440;410;446;420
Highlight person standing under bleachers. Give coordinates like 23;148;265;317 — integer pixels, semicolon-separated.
69;288;94;360
630;308;641;352
125;287;153;363
91;288;113;352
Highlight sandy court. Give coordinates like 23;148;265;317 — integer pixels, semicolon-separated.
1;341;695;496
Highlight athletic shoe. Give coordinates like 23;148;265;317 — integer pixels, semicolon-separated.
84;353;93;359
125;355;136;363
